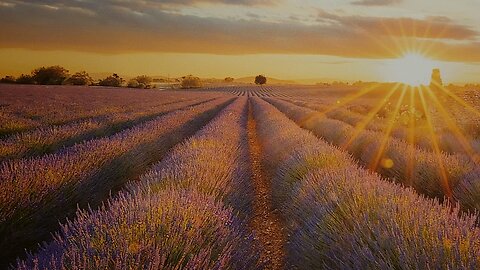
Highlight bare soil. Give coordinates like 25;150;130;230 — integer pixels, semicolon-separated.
247;100;286;270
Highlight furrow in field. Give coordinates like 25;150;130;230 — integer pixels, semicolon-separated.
0;113;43;138
252;97;480;269
0;97;232;268
247;99;286;270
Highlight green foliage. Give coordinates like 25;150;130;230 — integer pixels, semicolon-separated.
224;77;234;83
16;74;35;84
32;66;69;85
64;71;93;86
254;75;267;85
181;75;202;89
0;76;16;84
127;75;153;89
99;73;124;87
127;80;140;88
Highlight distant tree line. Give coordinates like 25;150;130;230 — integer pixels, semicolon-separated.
0;66;154;89
1;65;271;89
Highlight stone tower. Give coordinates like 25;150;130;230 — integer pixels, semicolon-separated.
430;68;443;89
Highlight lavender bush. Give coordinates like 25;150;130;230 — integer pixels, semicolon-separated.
136;97;254;217
286;98;480;156
16;189;255;270
252;97;480;269
16;97;260;269
267;98;479;210
0;84;220;136
0;97;231;267
0;97;213;161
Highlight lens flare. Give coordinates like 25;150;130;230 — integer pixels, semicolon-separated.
383;53;440;86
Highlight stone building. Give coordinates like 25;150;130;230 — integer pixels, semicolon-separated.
430;68;443;89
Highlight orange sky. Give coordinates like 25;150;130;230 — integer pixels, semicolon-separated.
0;0;479;83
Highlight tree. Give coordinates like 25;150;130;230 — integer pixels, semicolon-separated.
128;75;153;89
255;75;267;85
32;65;69;85
181;75;202;89
99;73;124;87
64;71;93;86
224;77;234;83
127;79;140;88
0;76;16;84
16;74;35;84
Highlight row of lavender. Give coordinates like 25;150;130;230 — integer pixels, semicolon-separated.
285;97;480;156
0;96;213;161
267;98;480;212
16;97;261;269
0;97;232;267
204;85;291;98
0;85;217;137
253;97;480;268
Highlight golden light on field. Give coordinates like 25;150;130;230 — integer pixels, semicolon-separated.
382;53;439;86
310;60;480;200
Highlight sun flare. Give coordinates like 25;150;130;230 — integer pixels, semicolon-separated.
383;53;439;86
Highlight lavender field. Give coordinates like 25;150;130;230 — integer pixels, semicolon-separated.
1;84;480;269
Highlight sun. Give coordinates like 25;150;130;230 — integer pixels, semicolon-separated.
382;53;439;86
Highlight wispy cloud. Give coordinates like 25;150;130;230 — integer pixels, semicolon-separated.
0;0;479;62
316;10;477;40
351;0;402;6
161;0;280;5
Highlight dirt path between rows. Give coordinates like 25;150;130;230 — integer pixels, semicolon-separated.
247;100;286;270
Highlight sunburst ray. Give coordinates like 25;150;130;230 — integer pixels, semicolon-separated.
370;85;408;171
418;85;453;199
342;83;401;150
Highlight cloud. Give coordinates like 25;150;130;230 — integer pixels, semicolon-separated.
317;10;477;40
0;1;479;62
351;0;403;6
160;0;279;5
11;0;280;9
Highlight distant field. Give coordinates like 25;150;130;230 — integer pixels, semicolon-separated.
2;84;480;269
